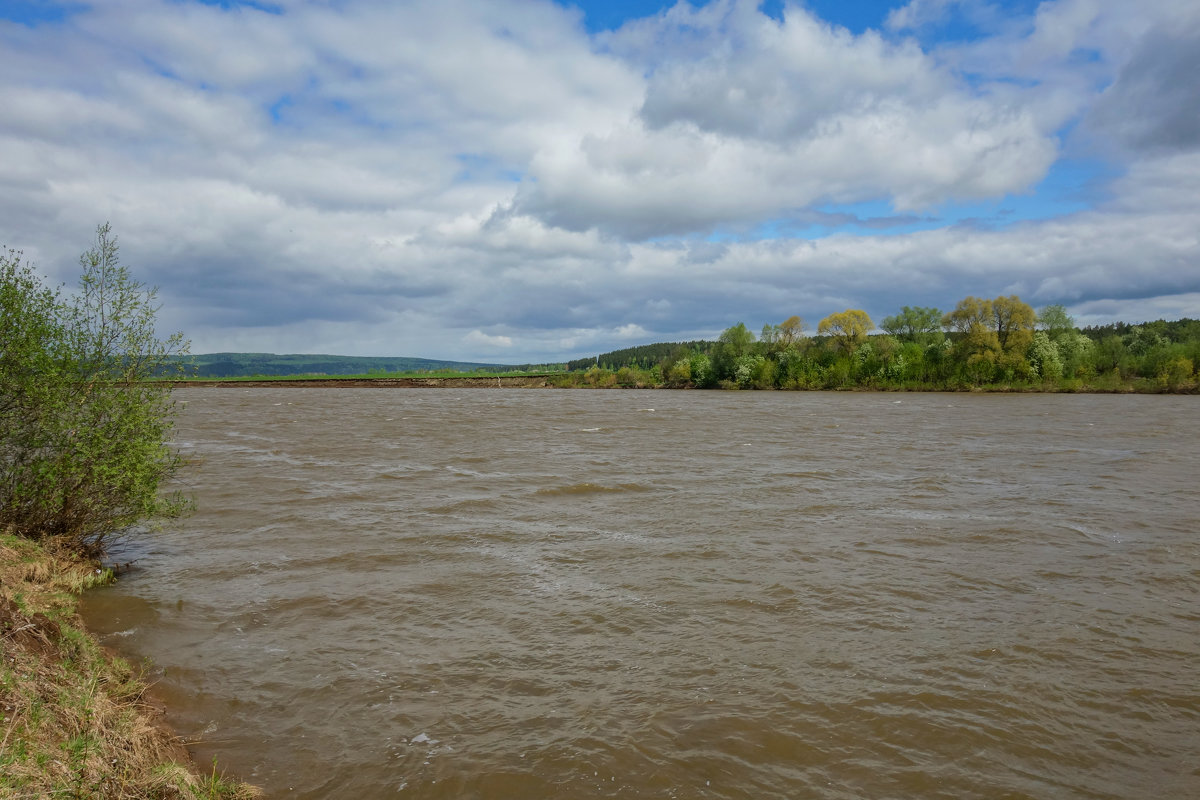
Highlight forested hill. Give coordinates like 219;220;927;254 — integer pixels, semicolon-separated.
566;341;715;372
177;352;536;378
1080;318;1200;342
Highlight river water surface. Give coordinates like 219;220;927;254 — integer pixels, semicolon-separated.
82;389;1199;798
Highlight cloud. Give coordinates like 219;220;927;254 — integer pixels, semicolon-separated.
1070;292;1200;328
1085;18;1200;154
464;329;513;349
614;323;649;339
0;0;1196;363
886;0;962;32
515;1;1058;238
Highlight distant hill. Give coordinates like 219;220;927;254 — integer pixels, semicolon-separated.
174;352;533;378
567;341;715;372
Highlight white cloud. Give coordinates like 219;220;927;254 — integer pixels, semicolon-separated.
886;0;961;32
0;0;1196;362
515;1;1059;238
614;323;649;339
464;330;513;349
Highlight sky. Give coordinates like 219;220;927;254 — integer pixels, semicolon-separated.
1;0;1198;362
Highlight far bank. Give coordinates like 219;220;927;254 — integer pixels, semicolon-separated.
166;375;1196;393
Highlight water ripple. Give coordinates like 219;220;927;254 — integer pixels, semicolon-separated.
82;390;1200;799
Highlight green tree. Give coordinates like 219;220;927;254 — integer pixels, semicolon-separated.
1;248;62;424
1125;325;1167;356
1037;304;1075;336
759;323;783;355
1090;334;1130;376
1;224;190;554
1157;356;1194;390
688;352;715;387
818;309;873;353
666;356;692;386
1037;304;1094;378
880;306;942;344
733;353;767;388
583;365;616;387
1028;331;1064;382
761;316;806;356
776;347;816;388
713;322;755;381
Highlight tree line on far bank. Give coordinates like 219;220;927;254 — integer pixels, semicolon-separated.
559;299;1200;392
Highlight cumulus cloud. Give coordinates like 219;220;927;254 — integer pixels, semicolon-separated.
515;1;1058;238
886;0;963;32
614;323;649;340
0;0;1196;362
1085;18;1200;154
464;330;514;349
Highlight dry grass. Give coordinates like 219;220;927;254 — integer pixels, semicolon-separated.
0;532;258;799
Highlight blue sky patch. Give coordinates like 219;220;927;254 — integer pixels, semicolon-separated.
0;1;87;26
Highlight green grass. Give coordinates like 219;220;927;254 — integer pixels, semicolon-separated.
0;532;259;798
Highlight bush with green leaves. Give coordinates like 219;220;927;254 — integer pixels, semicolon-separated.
1156;356;1194;390
1;224;190;555
688;352;715;387
1028;331;1064;382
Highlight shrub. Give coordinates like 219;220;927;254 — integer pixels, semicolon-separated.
583;365;616;387
1;225;190;555
688;353;715;388
614;366;639;387
1028;331;1064;382
1157;357;1194;390
665;357;692;386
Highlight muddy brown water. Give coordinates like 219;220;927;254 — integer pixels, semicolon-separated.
82;389;1199;799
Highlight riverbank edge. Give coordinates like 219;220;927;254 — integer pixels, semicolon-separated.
167;376;1197;393
0;532;258;798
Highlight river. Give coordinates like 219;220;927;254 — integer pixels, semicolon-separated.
82;388;1200;798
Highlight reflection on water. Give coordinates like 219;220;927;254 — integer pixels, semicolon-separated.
83;389;1200;799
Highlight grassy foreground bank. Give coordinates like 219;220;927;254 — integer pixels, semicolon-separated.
0;532;256;799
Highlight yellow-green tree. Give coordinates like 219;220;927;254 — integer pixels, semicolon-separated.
992;295;1036;355
991;295;1036;377
943;296;1001;376
779;315;806;347
818;309;873;353
943;294;1037;380
761;315;807;356
942;296;992;337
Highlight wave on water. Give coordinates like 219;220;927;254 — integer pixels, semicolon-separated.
90;388;1200;800
425;497;504;515
534;482;653;497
